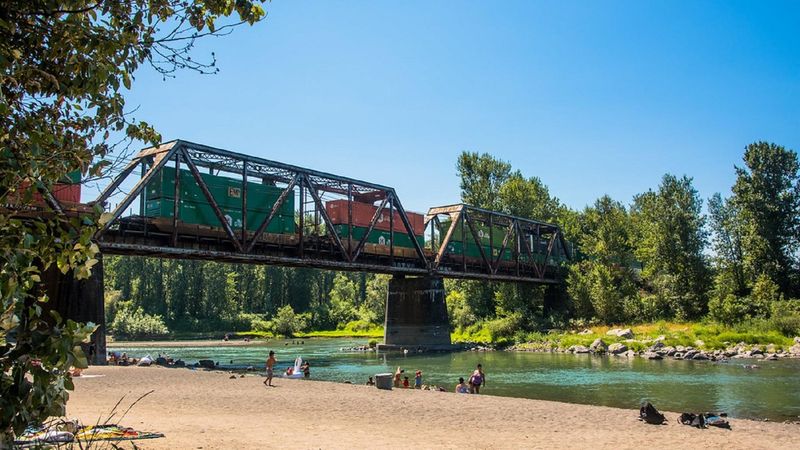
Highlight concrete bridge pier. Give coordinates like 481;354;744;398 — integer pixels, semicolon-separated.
41;255;107;365
379;275;452;351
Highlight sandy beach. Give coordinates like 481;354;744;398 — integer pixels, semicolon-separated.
65;366;797;449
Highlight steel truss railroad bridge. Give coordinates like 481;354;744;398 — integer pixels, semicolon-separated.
86;140;571;283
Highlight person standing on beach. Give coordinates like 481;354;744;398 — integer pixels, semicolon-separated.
264;351;276;387
414;370;422;389
394;367;403;388
469;364;485;394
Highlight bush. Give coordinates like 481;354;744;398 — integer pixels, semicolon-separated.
770;300;800;336
270;305;307;337
109;301;169;339
708;294;769;325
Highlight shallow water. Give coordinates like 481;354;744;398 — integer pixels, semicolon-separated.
110;338;800;421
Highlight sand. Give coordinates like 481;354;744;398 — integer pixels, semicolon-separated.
66;366;797;450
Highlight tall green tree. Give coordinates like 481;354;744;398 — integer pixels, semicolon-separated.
731;142;800;295
708;193;747;296
567;196;638;323
456;151;512;210
632;174;710;319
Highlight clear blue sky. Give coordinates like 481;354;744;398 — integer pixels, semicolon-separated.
121;0;799;214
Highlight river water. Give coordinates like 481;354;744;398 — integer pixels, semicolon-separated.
110;338;800;422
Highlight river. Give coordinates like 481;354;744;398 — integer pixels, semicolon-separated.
109;338;800;422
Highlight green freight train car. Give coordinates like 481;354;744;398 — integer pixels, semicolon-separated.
144;168;295;234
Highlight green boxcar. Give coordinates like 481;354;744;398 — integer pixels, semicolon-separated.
332;224;423;249
145;198;295;234
442;240;513;262
437;219;512;246
145;168;294;216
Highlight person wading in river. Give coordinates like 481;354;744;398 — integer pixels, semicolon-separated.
469;364;486;394
264;351;276;387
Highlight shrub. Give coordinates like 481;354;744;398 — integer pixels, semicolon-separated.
770;300;800;336
109;301;169;339
270;305;306;337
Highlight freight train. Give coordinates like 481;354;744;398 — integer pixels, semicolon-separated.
141;168;569;267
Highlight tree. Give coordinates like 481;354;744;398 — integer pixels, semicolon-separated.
270;305;306;337
731;142;800;295
631;174;710;319
456;151;512;210
567;196;638;323
708;193;747;296
0;1;266;442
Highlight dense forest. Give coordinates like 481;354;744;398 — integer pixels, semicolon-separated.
105;141;800;341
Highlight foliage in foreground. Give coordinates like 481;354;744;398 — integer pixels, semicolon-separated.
0;0;267;443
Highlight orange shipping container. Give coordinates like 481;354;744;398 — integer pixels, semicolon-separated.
11;182;81;205
325;200;424;235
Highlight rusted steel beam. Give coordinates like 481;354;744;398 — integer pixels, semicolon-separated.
182;148;244;253
245;173;299;253
171;152;181;247
389;191;428;267
298;182;305;258
388;194;394;264
303;175;351;262
351;196;389;262
95;143;180;238
97;240;558;283
463;210;492;272
543;231;558;268
347;183;353;255
492;222;515;275
434;211;461;269
172;139;396;193
241;162;248;248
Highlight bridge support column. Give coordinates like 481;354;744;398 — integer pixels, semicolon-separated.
42;255;107;365
379;276;451;351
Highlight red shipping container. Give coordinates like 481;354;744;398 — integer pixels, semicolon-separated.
325;200;424;235
13;182;81;205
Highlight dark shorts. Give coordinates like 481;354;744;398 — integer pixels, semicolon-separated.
267;368;274;377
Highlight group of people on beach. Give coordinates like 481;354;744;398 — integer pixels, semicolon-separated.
369;364;485;394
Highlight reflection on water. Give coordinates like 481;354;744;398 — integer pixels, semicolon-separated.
111;338;800;421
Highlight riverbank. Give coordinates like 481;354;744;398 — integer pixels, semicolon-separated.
66;366;796;449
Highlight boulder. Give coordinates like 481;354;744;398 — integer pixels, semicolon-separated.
590;338;608;353
789;344;800;355
676;345;686;352
623;350;637;358
683;350;698;359
692;352;709;360
608;343;628;354
573;345;590;354
578;329;593;335
606;328;621;336
694;340;705;348
650;341;665;350
750;347;764;356
616;328;634;339
673;352;684;359
766;344;777;353
643;352;663;360
794;336;800;345
655;335;666;342
663;346;676;356
765;354;779;361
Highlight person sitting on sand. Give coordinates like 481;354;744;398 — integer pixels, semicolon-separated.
394;367;404;388
264;350;276;387
456;377;469;394
403;376;410;388
366;376;375;386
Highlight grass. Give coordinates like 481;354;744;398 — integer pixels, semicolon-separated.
296;328;383;338
453;320;796;350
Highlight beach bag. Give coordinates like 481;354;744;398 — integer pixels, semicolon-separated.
639;402;666;425
705;415;731;429
679;412;705;428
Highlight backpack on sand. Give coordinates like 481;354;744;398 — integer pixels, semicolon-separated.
639;402;667;425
